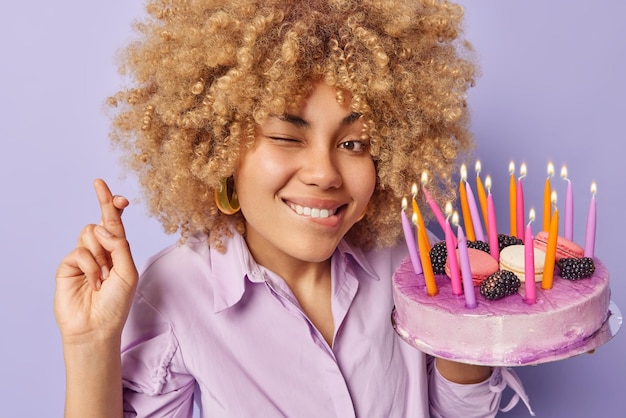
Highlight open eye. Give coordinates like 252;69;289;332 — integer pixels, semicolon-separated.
339;140;368;153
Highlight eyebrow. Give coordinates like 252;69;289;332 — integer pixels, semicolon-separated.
277;112;362;128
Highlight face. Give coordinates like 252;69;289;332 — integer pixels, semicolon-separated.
234;82;376;273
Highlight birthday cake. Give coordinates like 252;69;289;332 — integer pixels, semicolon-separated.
392;162;616;366
392;252;611;366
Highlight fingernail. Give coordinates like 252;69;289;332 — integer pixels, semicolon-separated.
101;265;110;280
95;225;113;238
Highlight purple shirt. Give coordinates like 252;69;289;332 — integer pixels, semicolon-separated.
120;232;520;417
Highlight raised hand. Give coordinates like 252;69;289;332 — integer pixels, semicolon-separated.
54;179;138;344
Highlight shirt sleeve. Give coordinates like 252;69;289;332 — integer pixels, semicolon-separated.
121;293;196;418
427;357;501;418
427;357;535;417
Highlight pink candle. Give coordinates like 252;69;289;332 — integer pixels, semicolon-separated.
524;209;537;304
446;208;462;295
516;163;526;242
401;198;422;274
465;180;485;242
457;223;477;308
562;166;574;241
421;171;448;235
584;183;597;257
486;176;499;262
509;161;517;237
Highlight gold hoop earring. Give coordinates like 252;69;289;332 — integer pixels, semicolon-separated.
356;207;367;222
214;178;240;215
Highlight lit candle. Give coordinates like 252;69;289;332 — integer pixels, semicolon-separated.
459;164;475;241
401;197;423;274
445;207;463;295
516;163;526;242
456;219;477;308
411;183;431;249
509;161;517;237
562;165;574;241
542;192;559;290
486;176;499;262
525;209;537;304
584;182;597;257
475;160;489;234
421;171;447;234
543;162;554;232
416;211;438;296
466;178;485;242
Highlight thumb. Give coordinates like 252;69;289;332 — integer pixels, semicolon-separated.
94;225;138;286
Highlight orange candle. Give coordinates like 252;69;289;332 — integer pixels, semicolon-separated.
459;164;475;241
411;183;430;249
509;161;517;237
542;192;559;290
543;162;554;231
417;215;438;296
475;160;489;234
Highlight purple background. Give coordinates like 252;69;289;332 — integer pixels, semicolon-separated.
1;1;624;416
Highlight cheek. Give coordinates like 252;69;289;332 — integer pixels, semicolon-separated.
358;160;377;202
235;148;293;199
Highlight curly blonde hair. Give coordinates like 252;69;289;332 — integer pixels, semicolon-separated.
108;0;476;251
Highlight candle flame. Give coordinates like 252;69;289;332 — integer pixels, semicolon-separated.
460;164;467;182
451;211;459;227
519;163;527;179
421;171;428;186
402;197;408;210
475;160;482;176
412;212;418;226
485;175;492;192
444;202;453;217
528;208;536;223
547;162;554;178
509;161;515;176
591;182;597;196
551;190;558;206
411;183;418;197
560;165;568;180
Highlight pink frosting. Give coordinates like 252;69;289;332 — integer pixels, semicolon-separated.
392;256;611;366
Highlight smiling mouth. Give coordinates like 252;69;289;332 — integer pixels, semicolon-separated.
287;203;345;219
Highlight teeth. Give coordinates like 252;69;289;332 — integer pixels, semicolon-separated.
290;204;336;219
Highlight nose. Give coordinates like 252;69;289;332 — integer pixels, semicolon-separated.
299;145;342;190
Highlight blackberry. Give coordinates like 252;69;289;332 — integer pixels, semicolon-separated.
557;257;595;280
480;270;521;300
498;234;523;252
429;241;448;274
466;240;490;254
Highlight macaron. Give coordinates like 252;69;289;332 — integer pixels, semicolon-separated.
533;231;583;261
499;244;547;283
445;247;499;286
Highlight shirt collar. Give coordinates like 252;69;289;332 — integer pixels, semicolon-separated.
210;232;379;313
